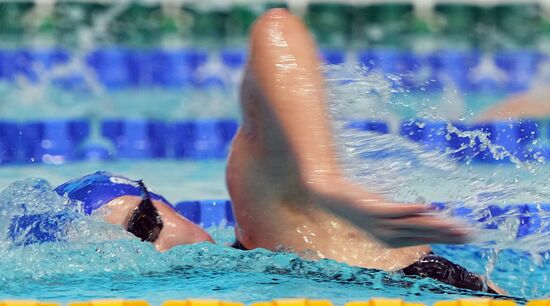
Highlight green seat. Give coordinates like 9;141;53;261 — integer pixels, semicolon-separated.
352;3;414;49
225;5;262;44
54;2;110;46
306;3;352;48
110;3;162;47
186;6;226;47
434;3;483;49
265;2;289;10
495;3;541;48
0;2;34;41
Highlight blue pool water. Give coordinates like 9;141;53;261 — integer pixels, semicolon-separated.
0;159;549;304
0;236;543;305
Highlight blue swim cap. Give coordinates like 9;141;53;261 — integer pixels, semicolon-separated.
54;171;171;215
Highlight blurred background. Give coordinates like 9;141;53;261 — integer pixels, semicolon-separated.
0;0;548;165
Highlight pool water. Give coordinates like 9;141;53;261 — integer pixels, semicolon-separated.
0;158;549;304
0;240;541;305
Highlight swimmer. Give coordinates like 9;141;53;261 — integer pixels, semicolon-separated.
55;171;214;251
54;9;501;294
477;87;550;121
227;9;500;294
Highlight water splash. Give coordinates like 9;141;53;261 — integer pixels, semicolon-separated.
324;64;550;289
0;178;131;248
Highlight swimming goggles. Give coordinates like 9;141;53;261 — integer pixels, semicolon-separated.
127;180;164;243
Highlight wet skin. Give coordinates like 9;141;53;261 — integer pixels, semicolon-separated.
98;196;213;252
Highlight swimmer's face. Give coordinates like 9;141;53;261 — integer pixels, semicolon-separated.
98;196;214;251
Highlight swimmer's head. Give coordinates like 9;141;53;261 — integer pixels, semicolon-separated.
99;194;214;251
55;172;214;250
126;181;164;242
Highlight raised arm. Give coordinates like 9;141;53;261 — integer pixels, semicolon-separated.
229;9;470;249
246;9;339;179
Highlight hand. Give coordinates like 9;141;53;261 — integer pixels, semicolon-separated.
308;178;471;248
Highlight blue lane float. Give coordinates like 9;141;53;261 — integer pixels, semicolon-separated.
151;49;206;88
400;119;449;151
401;119;474;158
0;47;548;94
431;202;550;238
358;49;420;90
174;200;235;228
86;48;209;89
86;48;133;90
20;119;90;164
172;119;238;159
0;118;546;165
75;143;113;161
347;120;390;134
321;49;346;65
0;119;241;164
426;50;480;93
472;122;521;163
18;48;71;83
101;119;169;159
220;49;247;70
0;48;70;83
0;121;20;165
494;50;542;93
0;49;15;80
399;119;544;163
127;49;155;87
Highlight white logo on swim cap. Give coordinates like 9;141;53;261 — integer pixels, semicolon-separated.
110;176;138;186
